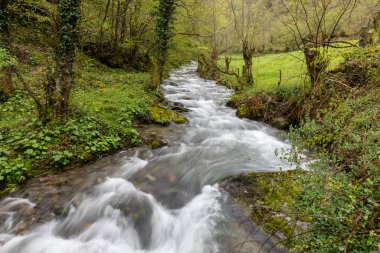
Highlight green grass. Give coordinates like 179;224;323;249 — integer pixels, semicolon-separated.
0;52;159;191
220;51;308;92
73;55;155;133
0;37;191;192
219;46;357;93
288;87;380;252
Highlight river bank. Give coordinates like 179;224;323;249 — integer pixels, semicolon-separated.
0;52;188;195
199;47;380;251
0;62;294;253
0;122;182;237
1;53;378;251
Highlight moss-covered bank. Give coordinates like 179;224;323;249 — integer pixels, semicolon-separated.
222;171;304;248
0;52;188;194
208;47;380;251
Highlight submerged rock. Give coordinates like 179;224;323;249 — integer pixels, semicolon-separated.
222;172;303;249
148;138;167;149
170;102;190;113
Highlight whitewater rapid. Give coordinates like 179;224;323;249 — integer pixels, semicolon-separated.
0;62;293;253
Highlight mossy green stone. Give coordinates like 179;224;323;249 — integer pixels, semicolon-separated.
149;106;187;125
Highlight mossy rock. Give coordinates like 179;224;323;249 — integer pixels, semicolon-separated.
236;104;266;120
226;99;237;108
251;206;298;247
148;138;167;149
172;114;187;124
271;116;291;129
149;106;187;125
170;102;190;113
223;171;306;248
0;184;18;197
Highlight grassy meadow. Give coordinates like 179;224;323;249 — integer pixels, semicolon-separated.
218;45;357;93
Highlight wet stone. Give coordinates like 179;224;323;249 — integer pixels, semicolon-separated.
170;102;190;113
148;138;167;149
145;174;157;182
12;222;28;234
0;62;292;252
138;149;153;160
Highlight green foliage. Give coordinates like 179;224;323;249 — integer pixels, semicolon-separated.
74;54;154;131
56;0;81;63
151;0;177;87
0;115;139;186
8;0;51;25
227;49;380;251
291;169;380;252
0;47;17;69
27;53;41;66
153;0;176;61
219;47;355;93
166;36;205;70
0;91;34;130
52;150;73;166
227;171;304;248
80;0;156;71
286;88;380;252
219;52;309;92
5;0;53;44
0;53;160;189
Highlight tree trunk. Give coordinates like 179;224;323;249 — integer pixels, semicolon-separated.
210;0;219;80
0;0;14;100
359;26;373;47
44;0;81;122
113;0;121;48
210;48;220;80
0;68;14;100
242;40;254;85
374;13;380;45
150;59;162;89
225;56;231;73
120;0;131;42
0;0;10;45
150;0;176;89
55;60;73;117
97;0;111;48
120;7;127;42
110;0;115;46
304;48;322;88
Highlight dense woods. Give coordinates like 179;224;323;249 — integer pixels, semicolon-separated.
0;0;379;252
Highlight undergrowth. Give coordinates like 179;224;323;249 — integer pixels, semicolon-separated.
0;52;185;192
287;88;380;252
222;47;380;252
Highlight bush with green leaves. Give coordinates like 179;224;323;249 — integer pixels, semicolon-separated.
0;49;173;192
0;115;141;187
0;48;17;69
287;88;380;252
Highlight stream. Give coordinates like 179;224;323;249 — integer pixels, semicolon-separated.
0;62;294;253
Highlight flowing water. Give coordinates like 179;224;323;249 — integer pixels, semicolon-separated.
0;63;295;253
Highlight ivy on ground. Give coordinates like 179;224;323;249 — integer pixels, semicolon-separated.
285;52;380;252
0;115;139;188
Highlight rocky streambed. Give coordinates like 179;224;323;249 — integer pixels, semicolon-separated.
0;63;295;253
